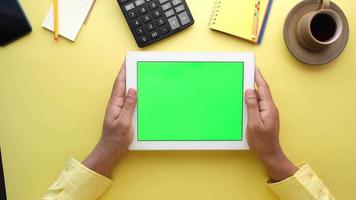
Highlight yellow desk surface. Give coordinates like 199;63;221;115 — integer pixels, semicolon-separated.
1;0;356;199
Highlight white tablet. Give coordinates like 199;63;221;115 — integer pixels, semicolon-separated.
126;52;255;150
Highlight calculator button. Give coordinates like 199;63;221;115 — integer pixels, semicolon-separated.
149;1;159;10
135;0;145;6
124;3;135;11
138;5;149;14
142;14;152;22
168;16;180;30
146;23;155;31
172;0;182;6
128;10;138;19
178;11;191;25
136;27;146;35
118;0;194;47
159;0;168;4
119;0;129;4
165;9;174;17
132;19;142;27
156;18;166;26
161;2;172;11
160;26;170;35
149;30;160;39
139;34;149;44
175;4;185;13
152;9;163;18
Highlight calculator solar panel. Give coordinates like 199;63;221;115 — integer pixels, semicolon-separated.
117;0;194;48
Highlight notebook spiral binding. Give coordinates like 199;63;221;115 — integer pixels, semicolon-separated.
209;0;222;25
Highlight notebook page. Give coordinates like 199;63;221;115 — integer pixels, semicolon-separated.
42;0;94;41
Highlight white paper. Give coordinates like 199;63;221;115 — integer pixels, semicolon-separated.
42;0;94;41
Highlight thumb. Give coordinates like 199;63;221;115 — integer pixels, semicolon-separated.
245;89;262;126
118;88;137;125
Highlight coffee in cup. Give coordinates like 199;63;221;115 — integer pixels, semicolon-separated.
296;0;343;51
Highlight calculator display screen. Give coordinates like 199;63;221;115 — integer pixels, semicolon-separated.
137;61;244;141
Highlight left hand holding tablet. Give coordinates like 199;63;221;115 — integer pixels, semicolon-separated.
82;62;137;177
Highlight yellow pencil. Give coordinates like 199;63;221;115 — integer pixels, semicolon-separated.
252;0;260;40
54;0;59;40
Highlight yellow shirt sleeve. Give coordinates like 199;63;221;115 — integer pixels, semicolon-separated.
268;163;335;200
40;158;112;200
41;159;334;200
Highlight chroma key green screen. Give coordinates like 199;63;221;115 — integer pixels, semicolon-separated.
137;61;244;141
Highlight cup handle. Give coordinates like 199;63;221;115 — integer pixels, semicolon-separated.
316;0;330;10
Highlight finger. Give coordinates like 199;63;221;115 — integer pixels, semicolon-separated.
255;68;268;87
255;68;274;103
245;89;262;127
104;63;127;121
254;89;260;102
117;88;137;125
111;62;126;100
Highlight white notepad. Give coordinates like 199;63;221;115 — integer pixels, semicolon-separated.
42;0;94;41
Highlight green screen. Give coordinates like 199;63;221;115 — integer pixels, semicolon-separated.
137;62;244;141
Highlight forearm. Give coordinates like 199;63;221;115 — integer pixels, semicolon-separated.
258;150;298;182
82;139;123;177
260;151;335;199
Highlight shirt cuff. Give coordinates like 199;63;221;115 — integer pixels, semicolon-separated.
268;163;335;200
45;158;112;200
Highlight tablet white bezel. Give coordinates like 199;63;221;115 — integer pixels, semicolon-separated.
126;51;255;150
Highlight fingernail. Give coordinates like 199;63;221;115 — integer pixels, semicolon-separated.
246;90;255;98
128;88;137;97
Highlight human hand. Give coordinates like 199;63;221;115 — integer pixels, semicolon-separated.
83;62;137;177
245;68;297;182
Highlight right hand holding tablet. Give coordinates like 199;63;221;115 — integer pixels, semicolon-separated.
245;68;298;182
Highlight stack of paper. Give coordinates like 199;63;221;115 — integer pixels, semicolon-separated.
42;0;95;41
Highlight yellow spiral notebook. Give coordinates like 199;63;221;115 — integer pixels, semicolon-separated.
209;0;273;44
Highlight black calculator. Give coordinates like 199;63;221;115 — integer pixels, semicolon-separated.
117;0;194;48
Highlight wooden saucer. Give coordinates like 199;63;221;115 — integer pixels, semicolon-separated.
283;0;349;66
